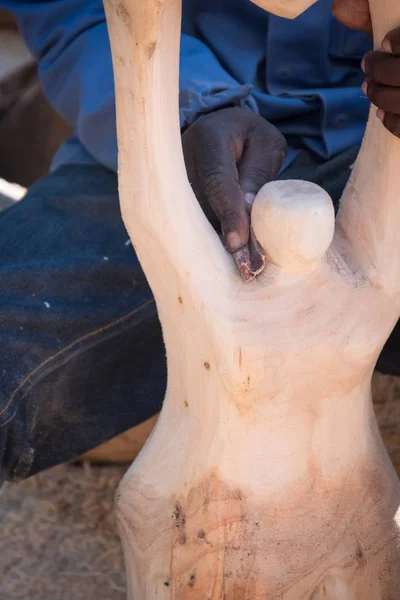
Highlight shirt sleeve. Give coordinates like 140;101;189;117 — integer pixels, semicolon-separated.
179;34;258;131
4;0;258;172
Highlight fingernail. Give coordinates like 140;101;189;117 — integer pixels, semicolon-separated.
361;56;366;73
239;263;252;282
377;108;385;122
226;231;243;252
361;80;368;95
382;38;393;54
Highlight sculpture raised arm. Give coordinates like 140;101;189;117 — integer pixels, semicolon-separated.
104;0;400;597
337;4;400;297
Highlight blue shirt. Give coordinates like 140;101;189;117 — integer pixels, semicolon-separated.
3;0;372;172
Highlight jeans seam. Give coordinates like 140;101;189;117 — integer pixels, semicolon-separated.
0;298;155;426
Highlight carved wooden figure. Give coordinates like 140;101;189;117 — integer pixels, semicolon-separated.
249;0;317;19
104;0;400;596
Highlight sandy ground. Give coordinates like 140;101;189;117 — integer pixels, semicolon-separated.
0;373;400;600
0;463;127;600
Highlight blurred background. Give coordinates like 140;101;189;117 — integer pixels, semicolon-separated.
0;7;70;207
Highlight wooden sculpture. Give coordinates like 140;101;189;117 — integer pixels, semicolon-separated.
104;0;400;596
249;0;317;19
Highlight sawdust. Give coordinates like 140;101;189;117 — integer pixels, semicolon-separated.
0;372;399;600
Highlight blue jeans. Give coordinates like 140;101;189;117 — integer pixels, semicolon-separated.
1;149;399;483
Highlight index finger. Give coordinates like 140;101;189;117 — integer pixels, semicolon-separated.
383;27;400;55
363;51;400;87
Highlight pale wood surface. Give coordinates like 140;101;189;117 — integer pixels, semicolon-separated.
104;0;400;596
249;0;317;19
0;28;71;186
80;374;400;480
2;374;400;600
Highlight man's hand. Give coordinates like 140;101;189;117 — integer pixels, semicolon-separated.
361;30;400;137
333;1;400;138
182;107;287;278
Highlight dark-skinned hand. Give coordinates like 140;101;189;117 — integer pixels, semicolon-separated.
184;3;400;280
182;107;287;280
333;0;400;137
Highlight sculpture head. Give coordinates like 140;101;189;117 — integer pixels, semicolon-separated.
251;180;335;272
249;0;318;19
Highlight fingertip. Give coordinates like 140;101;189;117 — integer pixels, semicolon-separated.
225;231;245;253
222;208;250;252
361;50;400;87
361;56;366;73
361;79;368;95
382;38;393;54
378;111;400;139
384;27;400;56
377;108;385;122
